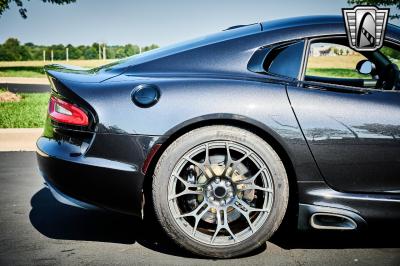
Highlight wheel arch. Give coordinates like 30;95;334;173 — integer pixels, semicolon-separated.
142;116;299;226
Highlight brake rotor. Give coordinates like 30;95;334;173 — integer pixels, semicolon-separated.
194;164;256;224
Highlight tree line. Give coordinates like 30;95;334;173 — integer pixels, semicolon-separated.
0;38;159;61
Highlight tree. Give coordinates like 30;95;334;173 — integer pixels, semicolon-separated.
0;0;76;19
0;38;21;60
67;44;82;59
333;47;339;55
0;37;160;61
83;46;97;60
142;44;159;52
124;44;139;56
115;47;126;58
49;44;65;60
3;37;20;49
348;0;400;19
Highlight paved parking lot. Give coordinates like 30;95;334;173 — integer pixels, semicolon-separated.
0;152;399;266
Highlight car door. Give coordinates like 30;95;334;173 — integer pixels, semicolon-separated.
287;37;400;193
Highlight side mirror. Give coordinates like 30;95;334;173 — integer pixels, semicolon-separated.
356;60;376;75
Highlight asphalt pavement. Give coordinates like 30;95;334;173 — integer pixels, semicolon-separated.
0;152;399;266
0;83;50;93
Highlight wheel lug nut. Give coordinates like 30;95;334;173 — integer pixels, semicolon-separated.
215;178;220;184
220;200;225;205
207;185;212;191
209;196;214;201
226;181;231;186
228;192;233;197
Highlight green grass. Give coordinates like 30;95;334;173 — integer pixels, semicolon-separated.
0;66;45;78
0;92;49;128
306;68;369;79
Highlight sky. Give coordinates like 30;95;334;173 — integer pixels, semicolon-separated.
0;0;399;47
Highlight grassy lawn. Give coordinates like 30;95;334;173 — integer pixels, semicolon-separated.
307;55;366;78
0;66;45;78
0;90;49;128
306;68;368;79
307;55;365;69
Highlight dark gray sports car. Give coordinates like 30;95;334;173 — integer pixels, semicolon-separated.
37;16;400;258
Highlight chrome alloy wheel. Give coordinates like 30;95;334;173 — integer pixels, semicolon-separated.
167;141;274;246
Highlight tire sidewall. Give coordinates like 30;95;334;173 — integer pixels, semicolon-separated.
152;126;289;258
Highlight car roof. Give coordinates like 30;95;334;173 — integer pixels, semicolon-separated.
261;15;344;31
108;23;262;70
261;15;399;41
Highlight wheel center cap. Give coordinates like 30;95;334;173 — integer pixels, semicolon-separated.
214;186;227;198
205;178;235;206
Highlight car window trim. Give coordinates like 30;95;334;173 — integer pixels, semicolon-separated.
298;37;311;82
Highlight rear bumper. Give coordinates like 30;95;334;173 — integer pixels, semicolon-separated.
36;132;160;216
298;181;400;230
44;179;100;210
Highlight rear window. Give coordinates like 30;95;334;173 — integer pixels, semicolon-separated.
264;41;305;79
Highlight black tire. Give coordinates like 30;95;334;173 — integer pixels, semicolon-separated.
152;125;289;258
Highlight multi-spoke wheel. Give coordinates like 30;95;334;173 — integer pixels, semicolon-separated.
152;126;288;258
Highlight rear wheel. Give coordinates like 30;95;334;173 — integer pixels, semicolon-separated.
152;126;289;258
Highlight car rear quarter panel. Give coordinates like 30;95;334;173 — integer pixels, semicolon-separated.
62;76;322;183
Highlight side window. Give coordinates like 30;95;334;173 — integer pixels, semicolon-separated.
264;41;305;79
305;42;370;80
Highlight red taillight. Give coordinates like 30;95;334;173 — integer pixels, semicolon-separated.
48;96;89;126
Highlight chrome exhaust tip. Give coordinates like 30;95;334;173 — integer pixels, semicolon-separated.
310;213;357;230
298;204;367;231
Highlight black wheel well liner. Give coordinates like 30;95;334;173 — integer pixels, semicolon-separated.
142;119;299;227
